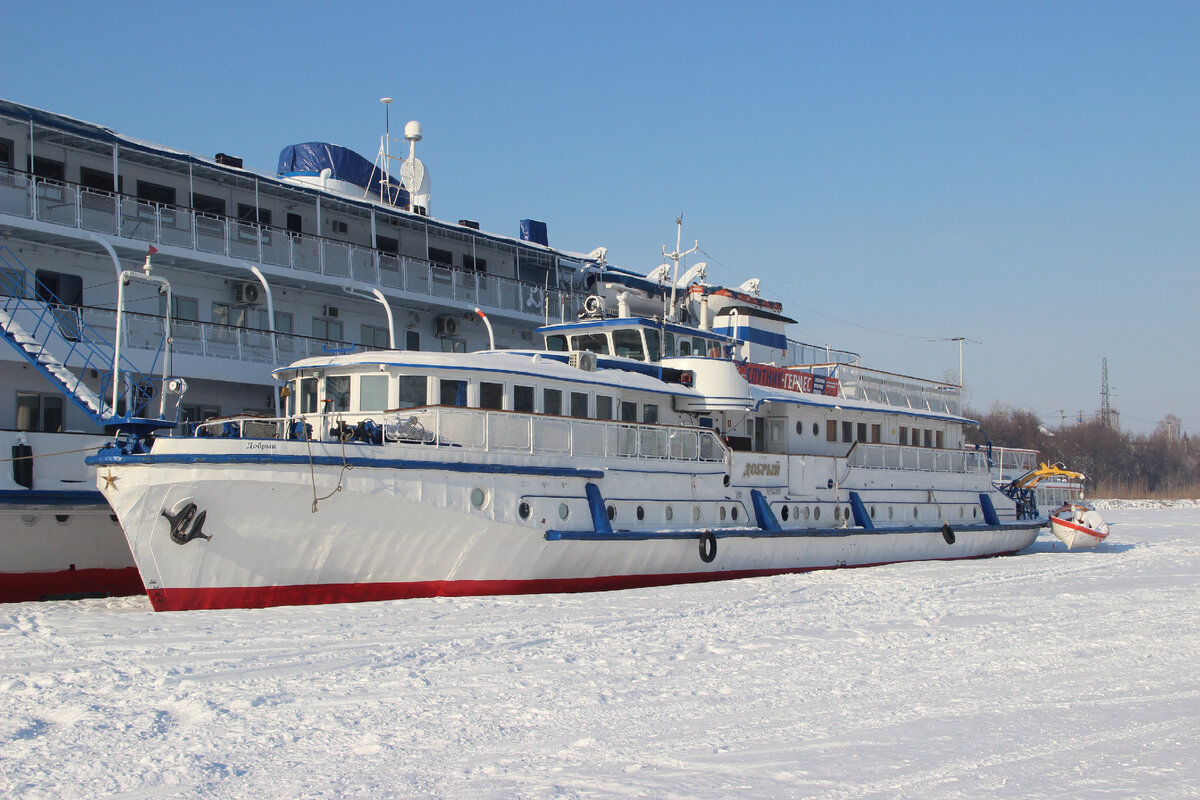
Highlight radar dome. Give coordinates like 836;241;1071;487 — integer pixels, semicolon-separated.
404;121;423;142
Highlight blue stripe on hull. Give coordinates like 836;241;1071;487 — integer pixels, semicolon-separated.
544;521;1042;542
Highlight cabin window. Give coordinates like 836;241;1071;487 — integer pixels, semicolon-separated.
543;388;563;416
275;311;293;335
705;340;722;358
35;270;83;307
326;376;351;412
857;423;868;443
299;378;318;413
397;375;427;408
136;180;175;206
361;324;390;349
375;234;399;254
573;333;609;354
664;332;676;357
80;166;118;192
514;385;535;413
872;424;881;443
899;426;908;446
428;247;453;266
936;430;944;448
463;255;487;272
359;375;388;411
678;339;692;356
192;193;225;216
826;420;838;442
842;421;853;443
613;329;645;361
480;382;504;410
16;392;63;433
440;379;467;407
620;401;638;423
313;317;343;342
236;203;272;226
286;213;303;234
169;295;199;322
924;429;933;448
642;404;659;425
570;392;589;419
644;329;661;362
0;138;12;169
545;334;568;352
596;395;614;420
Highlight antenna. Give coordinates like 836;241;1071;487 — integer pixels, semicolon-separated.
1100;358;1118;429
662;215;698;322
401;120;430;214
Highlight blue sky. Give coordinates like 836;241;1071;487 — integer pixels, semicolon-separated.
4;1;1197;434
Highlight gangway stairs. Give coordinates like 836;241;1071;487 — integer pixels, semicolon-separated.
0;245;183;433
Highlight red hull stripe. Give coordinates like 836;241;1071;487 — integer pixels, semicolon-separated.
1051;517;1108;540
0;567;145;603
147;551;1024;612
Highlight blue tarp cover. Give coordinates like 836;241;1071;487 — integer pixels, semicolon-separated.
520;219;548;246
277;142;408;204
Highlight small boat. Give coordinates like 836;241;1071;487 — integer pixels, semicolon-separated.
1049;503;1110;549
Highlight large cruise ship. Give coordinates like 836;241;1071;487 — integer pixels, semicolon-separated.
0;97;596;601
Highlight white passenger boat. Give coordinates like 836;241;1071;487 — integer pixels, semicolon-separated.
1049;503;1110;549
1;97;591;600
91;243;1043;611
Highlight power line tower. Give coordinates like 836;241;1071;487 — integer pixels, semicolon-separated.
1100;357;1119;429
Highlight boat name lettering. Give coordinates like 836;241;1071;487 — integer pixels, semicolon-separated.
742;462;781;477
737;363;839;396
246;442;278;451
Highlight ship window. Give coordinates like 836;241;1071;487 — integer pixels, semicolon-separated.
169;295;199;322
29;156;65;182
613;329;645;361
359;375;388;411
1;266;23;298
440;379;467;407
0;138;12;169
35;270;83;307
299;378;318;413
361;324;390;349
286;213;302;234
312;317;343;342
275;311;293;335
872;424;881;443
620;401;638;422
397;375;427;408
572;333;609;354
596;395;614;420
405;330;420;351
463;255;487;272
480;382;504;410
428;247;453;266
678;339;692;356
514;385;535;413
826;420;838;442
192;194;225;216
857;423;867;443
237;204;271;226
644;329;661;362
376;234;399;254
936;430;944;448
571;392;589;419
15;392;63;433
543;388;562;416
842;421;853;443
545;334;568;352
664;332;676;357
899;426;908;446
924;429;933;447
642;404;659;425
326;376;351;412
80;166;118;192
136;180;175;206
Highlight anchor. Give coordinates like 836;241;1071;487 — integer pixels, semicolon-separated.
161;501;211;545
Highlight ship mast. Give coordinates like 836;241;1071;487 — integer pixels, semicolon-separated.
662;215;698;322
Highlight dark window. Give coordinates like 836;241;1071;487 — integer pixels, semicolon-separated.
642;404;659;425
620;401;638;422
936;430;944;448
237;203;271;226
79;167;118;192
376;234;399;254
543;388;562;416
595;396;614;420
463;255;487;272
136;180;176;206
842;421;853;443
440;379;467;407
28;156;64;181
35;270;83;306
428;247;453;266
0;138;12;169
872;424;881;443
480;382;504;410
405;330;420;351
514;385;534;413
16;392;63;432
397;376;426;408
857;422;868;443
826;420;838;442
193;194;225;216
286;213;302;233
899;426;908;446
326;376;350;412
570;392;588;419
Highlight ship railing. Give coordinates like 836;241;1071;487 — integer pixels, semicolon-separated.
848;442;991;475
0;169;585;320
800;362;963;416
194;407;727;464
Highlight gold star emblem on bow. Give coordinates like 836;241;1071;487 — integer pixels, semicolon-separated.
102;471;119;491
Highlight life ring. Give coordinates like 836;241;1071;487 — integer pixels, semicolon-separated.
941;522;956;545
699;532;717;563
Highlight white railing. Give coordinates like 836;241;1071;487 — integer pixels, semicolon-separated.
0;169;585;320
199;407;727;464
848;442;990;475
814;363;963;416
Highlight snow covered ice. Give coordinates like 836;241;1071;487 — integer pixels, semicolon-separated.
2;504;1198;799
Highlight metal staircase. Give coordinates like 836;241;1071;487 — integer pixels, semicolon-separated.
0;245;182;432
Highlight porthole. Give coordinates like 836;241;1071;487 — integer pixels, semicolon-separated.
813;506;821;521
797;506;804;520
913;506;919;519
636;506;645;521
723;475;730;487
21;514;38;526
719;506;727;521
795;421;803;435
870;506;876;518
110;514;120;524
781;505;790;522
470;487;487;509
666;506;674;522
888;506;894;520
833;506;841;521
731;506;739;521
518;501;531;520
55;515;71;524
973;506;978;519
812;423;819;436
558;502;570;521
959;506;964;518
693;506;701;522
607;505;616;521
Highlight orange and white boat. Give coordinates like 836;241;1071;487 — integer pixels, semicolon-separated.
1049;503;1110;549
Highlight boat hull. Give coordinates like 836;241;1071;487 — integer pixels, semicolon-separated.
1049;516;1108;549
96;449;1042;612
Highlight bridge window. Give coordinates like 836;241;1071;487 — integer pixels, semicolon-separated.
644;329;661;362
613;329;645;361
545;334;567;352
359;375;388;411
572;333;609;354
326;376;351;412
398;375;427;408
299;378;318;413
480;382;504;410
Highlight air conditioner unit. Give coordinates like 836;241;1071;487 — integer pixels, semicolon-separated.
235;281;262;305
436;315;458;337
569;350;597;371
322;305;339;318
